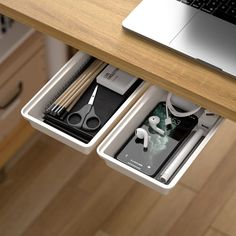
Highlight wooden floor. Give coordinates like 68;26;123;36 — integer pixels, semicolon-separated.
0;120;236;236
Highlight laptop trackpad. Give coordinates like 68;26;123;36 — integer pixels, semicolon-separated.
123;0;198;44
170;12;236;75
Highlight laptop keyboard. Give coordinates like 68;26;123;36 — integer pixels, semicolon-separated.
178;0;236;25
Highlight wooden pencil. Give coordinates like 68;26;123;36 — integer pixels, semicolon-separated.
58;62;107;118
55;59;103;106
51;59;104;115
47;59;104;116
56;61;107;116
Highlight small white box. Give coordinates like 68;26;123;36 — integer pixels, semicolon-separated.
96;64;137;95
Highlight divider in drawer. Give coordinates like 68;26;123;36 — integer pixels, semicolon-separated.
97;86;223;194
21;51;149;154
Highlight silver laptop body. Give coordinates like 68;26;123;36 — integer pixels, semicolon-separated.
122;0;236;77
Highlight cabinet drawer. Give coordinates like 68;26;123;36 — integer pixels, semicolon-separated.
21;52;149;154
97;86;223;194
0;49;46;141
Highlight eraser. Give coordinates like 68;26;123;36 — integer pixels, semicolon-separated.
96;65;137;95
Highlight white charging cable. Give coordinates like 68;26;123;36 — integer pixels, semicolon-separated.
165;92;201;125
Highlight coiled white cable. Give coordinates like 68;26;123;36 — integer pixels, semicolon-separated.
165;93;201;123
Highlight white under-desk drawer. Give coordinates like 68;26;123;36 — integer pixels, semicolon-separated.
97;86;223;194
21;52;149;154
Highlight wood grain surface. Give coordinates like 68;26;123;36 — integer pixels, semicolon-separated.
0;120;236;236
0;0;235;121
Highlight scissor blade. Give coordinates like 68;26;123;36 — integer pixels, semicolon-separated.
88;85;98;105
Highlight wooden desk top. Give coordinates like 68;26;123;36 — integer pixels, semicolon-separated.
0;0;235;121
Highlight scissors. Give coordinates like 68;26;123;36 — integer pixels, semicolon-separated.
67;85;101;131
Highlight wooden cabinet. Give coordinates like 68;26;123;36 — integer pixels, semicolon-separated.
0;32;47;169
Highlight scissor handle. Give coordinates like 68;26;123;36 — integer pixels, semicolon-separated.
67;104;91;129
67;104;101;131
82;106;101;131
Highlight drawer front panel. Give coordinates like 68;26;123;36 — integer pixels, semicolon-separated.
0;31;43;87
0;49;46;141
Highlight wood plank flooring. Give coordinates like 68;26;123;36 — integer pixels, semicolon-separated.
0;120;236;236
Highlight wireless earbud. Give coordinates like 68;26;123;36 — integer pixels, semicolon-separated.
148;116;165;136
135;128;149;149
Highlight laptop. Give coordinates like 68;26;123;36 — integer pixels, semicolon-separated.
122;0;236;77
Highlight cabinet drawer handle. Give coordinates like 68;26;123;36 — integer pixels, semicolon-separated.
0;82;23;109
